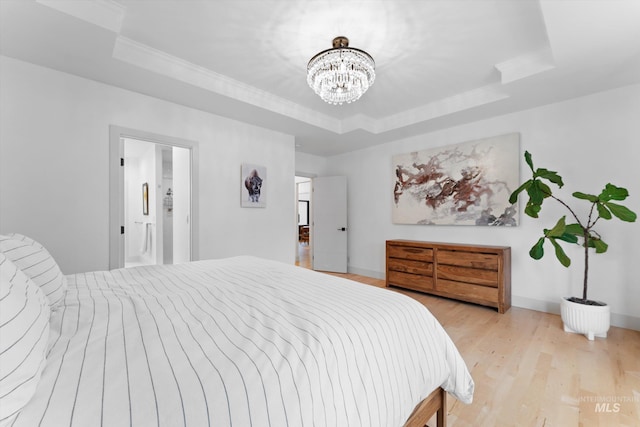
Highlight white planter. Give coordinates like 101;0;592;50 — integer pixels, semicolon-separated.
560;297;610;340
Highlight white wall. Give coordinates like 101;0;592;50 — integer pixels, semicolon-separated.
0;56;296;273
326;84;640;330
295;151;328;177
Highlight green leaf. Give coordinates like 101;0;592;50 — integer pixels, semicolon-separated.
524;202;541;218
599;183;629;201
523;180;547;218
545;216;567;238
529;237;545;259
604;202;637;222
557;232;579;244
536;168;564;188
527;180;546;205
573;191;598;203
596;203;612;220
549;238;571;267
509;179;532;204
591;238;608;254
564;223;584;236
524;151;534;173
537;180;553;199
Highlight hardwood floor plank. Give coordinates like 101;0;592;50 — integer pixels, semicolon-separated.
306;261;640;427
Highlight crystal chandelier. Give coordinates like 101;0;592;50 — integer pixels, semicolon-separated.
307;36;375;105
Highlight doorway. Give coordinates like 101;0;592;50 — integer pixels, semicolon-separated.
109;126;199;270
294;175;348;273
295;176;312;268
122;139;191;267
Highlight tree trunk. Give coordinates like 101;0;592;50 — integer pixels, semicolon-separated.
583;230;589;300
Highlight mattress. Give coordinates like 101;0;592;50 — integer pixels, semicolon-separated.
9;256;473;426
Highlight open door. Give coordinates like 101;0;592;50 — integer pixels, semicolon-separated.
312;176;347;273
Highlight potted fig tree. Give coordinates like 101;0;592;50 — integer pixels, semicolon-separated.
510;151;637;340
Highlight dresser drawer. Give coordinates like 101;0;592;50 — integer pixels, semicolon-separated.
388;245;433;262
437;264;498;287
437;250;498;270
436;279;499;308
388;258;433;276
388;271;434;291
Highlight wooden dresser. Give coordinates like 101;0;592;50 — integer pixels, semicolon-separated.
386;240;511;313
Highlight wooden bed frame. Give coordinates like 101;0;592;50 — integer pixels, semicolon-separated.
404;387;447;427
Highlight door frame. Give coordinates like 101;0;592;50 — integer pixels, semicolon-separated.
109;125;199;269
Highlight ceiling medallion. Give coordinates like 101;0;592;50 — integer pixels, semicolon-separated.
307;36;375;105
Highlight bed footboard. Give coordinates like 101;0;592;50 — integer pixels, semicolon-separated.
404;387;447;427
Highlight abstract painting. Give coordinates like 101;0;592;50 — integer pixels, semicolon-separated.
392;133;520;226
241;163;267;208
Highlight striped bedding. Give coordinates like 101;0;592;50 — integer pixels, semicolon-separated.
10;256;474;427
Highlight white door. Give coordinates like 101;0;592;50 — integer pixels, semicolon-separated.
312;176;347;273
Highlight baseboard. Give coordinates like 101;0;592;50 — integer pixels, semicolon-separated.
511;295;561;315
512;295;640;331
610;312;640;331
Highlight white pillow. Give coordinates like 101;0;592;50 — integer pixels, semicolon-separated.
0;234;67;308
0;253;51;424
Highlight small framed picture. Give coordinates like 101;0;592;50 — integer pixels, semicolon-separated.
142;182;149;215
241;164;266;208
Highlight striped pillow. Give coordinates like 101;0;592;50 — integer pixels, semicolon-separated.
0;234;67;308
0;254;50;424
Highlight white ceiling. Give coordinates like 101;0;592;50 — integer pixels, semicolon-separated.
1;0;639;156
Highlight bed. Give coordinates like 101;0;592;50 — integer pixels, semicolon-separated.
1;233;473;427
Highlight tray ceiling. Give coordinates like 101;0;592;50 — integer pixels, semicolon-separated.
1;0;639;156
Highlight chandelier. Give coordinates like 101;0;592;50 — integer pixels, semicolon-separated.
307;36;375;105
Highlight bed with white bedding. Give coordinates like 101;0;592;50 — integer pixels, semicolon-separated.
1;239;473;427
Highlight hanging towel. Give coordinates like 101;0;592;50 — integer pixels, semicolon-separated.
140;222;151;254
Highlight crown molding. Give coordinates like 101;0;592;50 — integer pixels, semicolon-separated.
495;48;556;84
377;86;511;133
112;35;342;133
36;0;125;33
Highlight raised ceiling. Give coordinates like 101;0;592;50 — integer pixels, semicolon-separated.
1;0;639;156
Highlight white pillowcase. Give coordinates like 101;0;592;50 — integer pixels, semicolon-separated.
0;234;67;308
0;253;51;424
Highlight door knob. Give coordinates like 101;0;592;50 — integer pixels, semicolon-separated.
337;227;346;231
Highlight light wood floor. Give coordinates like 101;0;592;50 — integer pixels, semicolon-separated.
296;244;640;426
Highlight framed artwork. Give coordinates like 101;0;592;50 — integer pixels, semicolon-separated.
142;182;149;215
241;164;266;208
392;133;520;226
